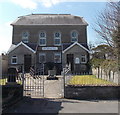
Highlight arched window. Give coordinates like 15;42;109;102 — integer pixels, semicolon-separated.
22;31;29;43
71;30;78;42
39;31;46;46
54;32;61;46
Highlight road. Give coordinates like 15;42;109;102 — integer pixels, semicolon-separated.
3;97;119;114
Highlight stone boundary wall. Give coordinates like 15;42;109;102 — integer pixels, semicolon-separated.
65;85;120;100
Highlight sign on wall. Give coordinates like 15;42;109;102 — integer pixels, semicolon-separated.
42;47;58;50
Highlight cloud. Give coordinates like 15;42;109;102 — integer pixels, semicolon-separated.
10;0;37;9
1;0;115;9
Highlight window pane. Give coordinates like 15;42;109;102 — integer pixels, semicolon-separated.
12;58;17;63
55;39;60;45
54;53;61;63
72;32;77;37
81;55;86;63
39;54;45;63
40;39;46;45
40;32;45;37
55;33;60;37
22;32;29;43
71;38;77;42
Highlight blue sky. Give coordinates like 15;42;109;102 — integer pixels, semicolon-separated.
0;0;109;53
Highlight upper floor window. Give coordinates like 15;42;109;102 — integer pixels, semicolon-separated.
54;32;61;46
54;52;61;63
71;30;78;42
11;56;17;64
22;31;29;43
39;53;46;63
39;31;46;46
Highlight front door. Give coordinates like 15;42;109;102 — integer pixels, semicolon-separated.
24;54;31;73
66;54;74;72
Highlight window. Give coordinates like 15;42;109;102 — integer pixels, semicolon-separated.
22;31;29;43
81;55;86;63
54;32;61;46
39;31;46;46
71;30;78;42
54;53;61;63
39;53;46;63
75;57;80;64
11;56;17;64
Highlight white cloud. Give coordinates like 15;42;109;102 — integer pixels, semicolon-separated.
1;0;117;10
10;0;37;9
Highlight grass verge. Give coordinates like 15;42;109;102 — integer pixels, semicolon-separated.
69;75;117;86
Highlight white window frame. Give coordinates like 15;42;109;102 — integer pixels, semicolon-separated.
39;31;46;46
71;30;78;42
54;52;61;63
11;56;17;64
81;55;87;63
54;32;61;46
75;57;80;64
22;31;29;43
39;53;46;63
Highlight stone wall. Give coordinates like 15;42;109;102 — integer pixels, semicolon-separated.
65;85;120;100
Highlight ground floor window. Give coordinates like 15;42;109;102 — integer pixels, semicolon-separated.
75;57;80;64
81;55;86;63
11;56;17;64
39;53;46;63
54;53;61;63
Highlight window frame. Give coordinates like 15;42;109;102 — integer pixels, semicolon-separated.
11;56;17;64
22;31;29;43
39;31;46;46
71;30;78;42
39;53;46;63
54;32;61;46
54;52;61;63
81;55;87;63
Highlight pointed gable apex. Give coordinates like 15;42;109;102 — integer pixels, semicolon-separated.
62;42;90;53
7;42;36;54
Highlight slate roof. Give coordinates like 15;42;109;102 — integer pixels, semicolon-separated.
62;43;89;51
11;14;88;26
7;42;37;54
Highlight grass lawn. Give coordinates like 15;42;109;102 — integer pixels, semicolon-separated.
69;75;117;86
0;79;7;85
0;79;22;85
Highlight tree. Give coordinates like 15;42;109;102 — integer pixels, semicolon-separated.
94;1;120;71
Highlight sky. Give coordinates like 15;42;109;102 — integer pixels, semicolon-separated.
0;0;117;54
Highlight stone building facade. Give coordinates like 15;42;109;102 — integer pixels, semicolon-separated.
7;14;90;74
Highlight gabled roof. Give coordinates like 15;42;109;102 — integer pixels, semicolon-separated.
62;42;90;53
11;14;88;26
7;42;36;54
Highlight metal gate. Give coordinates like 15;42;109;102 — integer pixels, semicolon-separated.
23;73;44;98
23;64;45;98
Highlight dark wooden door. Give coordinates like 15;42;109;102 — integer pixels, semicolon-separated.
24;54;31;73
66;54;74;72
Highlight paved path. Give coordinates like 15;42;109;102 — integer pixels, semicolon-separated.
3;97;119;114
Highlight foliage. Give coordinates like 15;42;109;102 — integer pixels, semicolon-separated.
93;2;120;71
69;75;116;86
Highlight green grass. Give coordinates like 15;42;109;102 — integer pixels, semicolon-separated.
0;79;7;85
69;75;117;86
0;79;22;85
